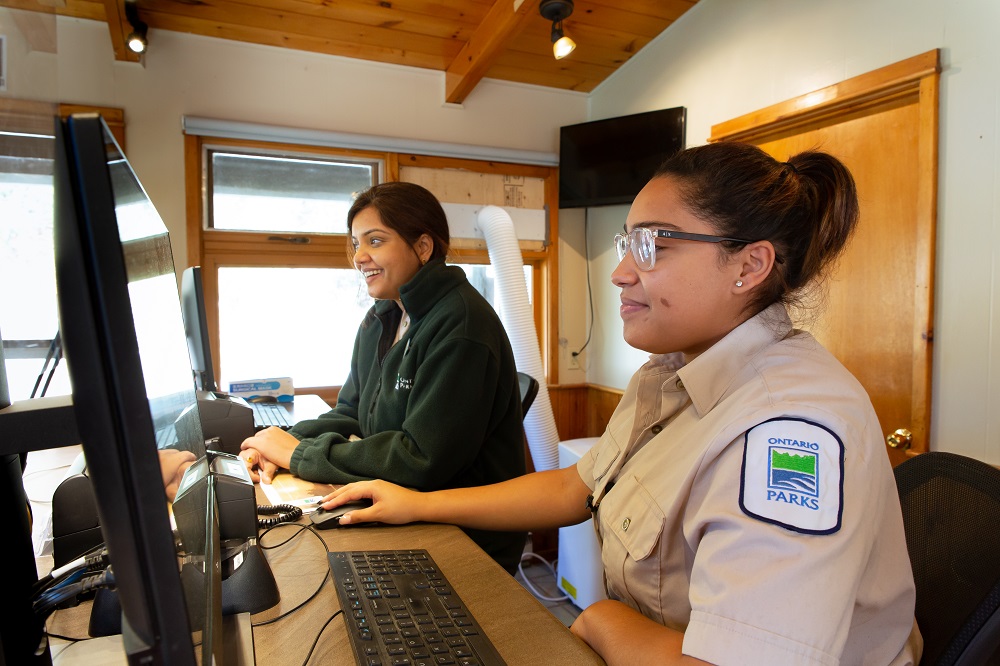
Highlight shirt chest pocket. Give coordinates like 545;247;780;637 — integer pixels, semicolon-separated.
598;475;665;618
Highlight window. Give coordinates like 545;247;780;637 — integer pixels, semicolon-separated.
0;155;69;401
217;266;370;389
0;102;125;402
207;148;381;233
187;135;557;403
215;263;532;393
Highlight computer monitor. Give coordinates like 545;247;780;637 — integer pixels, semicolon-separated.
53;113;222;664
181;265;217;392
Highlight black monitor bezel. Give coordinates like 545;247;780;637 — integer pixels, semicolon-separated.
181;266;218;393
53;113;216;664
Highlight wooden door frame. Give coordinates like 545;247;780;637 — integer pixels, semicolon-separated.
708;49;940;455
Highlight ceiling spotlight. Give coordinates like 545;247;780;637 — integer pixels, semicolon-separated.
539;0;576;60
124;2;148;54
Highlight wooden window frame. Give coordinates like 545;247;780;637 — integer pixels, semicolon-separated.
184;135;559;404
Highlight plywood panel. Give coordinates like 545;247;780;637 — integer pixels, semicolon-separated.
400;166;546;209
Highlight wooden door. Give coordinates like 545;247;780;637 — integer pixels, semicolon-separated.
710;50;940;465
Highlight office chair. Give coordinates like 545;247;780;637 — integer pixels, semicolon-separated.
516;371;539;418
894;451;1000;666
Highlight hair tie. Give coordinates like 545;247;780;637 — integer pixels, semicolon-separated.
783;161;798;175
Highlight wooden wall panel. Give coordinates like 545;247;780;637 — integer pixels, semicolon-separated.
547;383;623;442
587;384;624;438
548;384;589;441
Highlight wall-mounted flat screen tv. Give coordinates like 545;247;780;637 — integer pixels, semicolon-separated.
559;107;686;209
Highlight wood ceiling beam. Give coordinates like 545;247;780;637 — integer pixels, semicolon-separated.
444;0;535;105
102;0;140;63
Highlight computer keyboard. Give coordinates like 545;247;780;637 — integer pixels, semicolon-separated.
251;401;292;429
328;549;507;666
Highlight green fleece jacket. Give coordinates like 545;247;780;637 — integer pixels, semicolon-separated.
288;259;526;571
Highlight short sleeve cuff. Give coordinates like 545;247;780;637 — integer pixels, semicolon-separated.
576;446;598;491
683;610;837;666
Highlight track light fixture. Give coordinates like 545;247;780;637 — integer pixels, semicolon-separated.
124;1;148;55
539;0;576;60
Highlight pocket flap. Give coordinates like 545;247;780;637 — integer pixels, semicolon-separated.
601;476;664;561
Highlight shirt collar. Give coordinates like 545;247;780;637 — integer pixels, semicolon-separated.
373;258;462;319
674;303;793;417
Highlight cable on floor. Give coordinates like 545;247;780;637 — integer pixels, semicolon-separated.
517;551;569;602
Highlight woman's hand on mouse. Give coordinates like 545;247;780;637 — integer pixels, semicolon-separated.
320;480;422;526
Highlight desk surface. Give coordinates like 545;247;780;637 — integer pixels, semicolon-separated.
46;484;604;665
252;516;604;665
282;393;332;424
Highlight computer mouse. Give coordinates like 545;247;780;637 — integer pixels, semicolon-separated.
308;499;374;529
247;395;278;404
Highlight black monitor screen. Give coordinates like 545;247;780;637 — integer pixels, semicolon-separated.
181;266;217;393
53;113;220;664
559;107;686;208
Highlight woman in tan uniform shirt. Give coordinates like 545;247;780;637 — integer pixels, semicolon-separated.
319;142;922;666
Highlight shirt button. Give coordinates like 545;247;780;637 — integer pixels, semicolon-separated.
622;518;630;531
651;424;663;435
676;379;685;390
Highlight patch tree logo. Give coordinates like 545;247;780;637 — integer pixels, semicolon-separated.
768;447;819;497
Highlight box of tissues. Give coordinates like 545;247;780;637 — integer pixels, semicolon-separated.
228;377;294;403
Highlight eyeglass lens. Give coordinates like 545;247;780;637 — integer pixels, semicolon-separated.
614;228;656;270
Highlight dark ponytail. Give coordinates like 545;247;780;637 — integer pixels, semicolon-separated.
654;142;859;316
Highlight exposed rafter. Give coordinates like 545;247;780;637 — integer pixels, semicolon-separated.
0;0;698;95
101;0;140;63
444;0;535;104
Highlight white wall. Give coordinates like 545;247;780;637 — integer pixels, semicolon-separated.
585;0;1000;463
6;3;997;462
1;13;588;270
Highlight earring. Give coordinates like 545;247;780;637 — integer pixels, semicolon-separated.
735;280;744;287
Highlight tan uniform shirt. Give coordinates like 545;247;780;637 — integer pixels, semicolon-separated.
577;305;921;665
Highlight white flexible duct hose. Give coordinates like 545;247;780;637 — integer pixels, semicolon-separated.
477;205;560;472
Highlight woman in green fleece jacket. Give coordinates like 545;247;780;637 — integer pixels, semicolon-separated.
239;181;527;572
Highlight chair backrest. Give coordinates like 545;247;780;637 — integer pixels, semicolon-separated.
894;451;1000;666
516;372;539;419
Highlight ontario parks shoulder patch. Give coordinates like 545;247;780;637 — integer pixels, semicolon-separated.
739;418;844;535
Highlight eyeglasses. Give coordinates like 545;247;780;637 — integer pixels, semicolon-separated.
614;227;756;271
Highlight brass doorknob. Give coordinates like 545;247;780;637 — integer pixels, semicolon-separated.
886;428;912;450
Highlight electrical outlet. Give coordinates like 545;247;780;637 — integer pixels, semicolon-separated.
568;352;580;370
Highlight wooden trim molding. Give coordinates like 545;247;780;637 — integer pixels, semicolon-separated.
59;104;126;149
909;71;940;454
710;50;940;144
2;100;125;149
